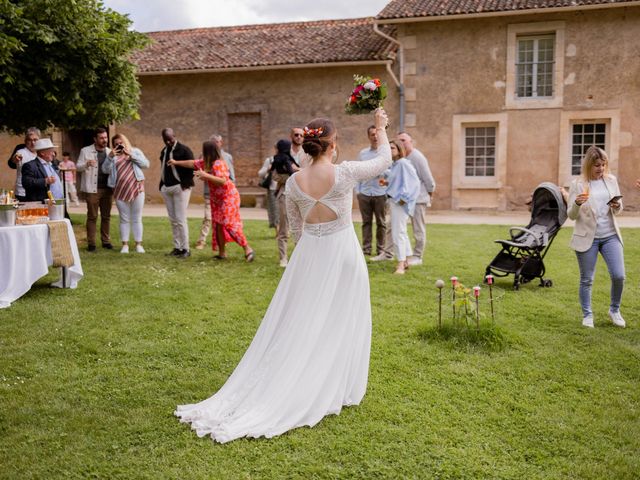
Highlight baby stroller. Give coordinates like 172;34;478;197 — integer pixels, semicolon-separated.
485;182;567;290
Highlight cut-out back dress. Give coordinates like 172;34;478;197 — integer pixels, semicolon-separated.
175;138;392;443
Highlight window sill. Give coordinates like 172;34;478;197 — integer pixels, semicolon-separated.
506;97;562;110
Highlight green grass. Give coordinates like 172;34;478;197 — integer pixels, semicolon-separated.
1;215;639;479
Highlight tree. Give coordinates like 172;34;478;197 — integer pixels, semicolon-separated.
0;0;149;134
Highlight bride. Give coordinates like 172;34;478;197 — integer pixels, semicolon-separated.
175;109;391;443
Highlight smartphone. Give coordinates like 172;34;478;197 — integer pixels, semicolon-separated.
607;195;623;205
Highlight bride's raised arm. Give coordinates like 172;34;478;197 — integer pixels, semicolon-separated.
344;109;392;183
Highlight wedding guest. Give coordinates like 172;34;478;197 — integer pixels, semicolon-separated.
210;133;235;181
258;144;279;229
272;139;300;267
59;152;80;206
383;140;420;274
194;181;212;250
568;146;625;328
356;125;389;258
77;127;113;252
7;127;40;202
289;127;312;168
159;128;194;259
21;138;63;202
397;132;436;266
169;141;254;261
102;134;149;254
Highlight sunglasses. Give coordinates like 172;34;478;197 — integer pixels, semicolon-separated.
293;133;304;137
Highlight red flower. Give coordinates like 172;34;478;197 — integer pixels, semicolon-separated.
350;95;357;104
373;79;381;87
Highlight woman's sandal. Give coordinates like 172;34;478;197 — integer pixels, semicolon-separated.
214;254;227;260
245;251;255;262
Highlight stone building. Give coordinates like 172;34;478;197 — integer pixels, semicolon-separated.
2;0;638;210
377;0;640;210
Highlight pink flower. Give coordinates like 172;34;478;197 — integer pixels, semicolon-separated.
354;85;364;96
364;81;377;91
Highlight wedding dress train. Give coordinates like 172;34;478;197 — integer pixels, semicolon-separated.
175;141;391;443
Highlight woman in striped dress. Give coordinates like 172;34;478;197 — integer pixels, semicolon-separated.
102;133;150;253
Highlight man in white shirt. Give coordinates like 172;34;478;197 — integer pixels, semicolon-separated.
210;133;235;181
290;127;312;168
397;132;436;266
7;127;40;201
77;127;113;252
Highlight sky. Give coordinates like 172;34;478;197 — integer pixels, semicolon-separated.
102;0;392;32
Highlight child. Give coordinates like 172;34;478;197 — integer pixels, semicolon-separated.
59;151;80;206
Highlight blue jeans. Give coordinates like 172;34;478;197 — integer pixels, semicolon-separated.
575;235;625;317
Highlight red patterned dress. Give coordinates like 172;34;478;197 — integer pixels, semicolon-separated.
194;158;248;251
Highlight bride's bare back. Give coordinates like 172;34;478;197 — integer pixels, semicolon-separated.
293;163;339;224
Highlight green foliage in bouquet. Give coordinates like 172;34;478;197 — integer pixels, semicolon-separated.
344;74;387;115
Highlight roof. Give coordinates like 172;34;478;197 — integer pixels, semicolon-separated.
377;0;639;20
132;18;397;74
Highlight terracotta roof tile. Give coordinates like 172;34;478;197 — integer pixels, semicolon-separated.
377;0;638;20
132;18;397;73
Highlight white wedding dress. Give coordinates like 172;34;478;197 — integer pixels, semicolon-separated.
175;139;392;443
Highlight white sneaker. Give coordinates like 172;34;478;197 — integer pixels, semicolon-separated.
582;314;594;328
370;253;393;262
120;245;129;254
608;310;626;328
279;259;288;268
135;245;145;254
407;256;423;266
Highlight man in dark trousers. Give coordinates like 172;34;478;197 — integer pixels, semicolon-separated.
160;128;194;258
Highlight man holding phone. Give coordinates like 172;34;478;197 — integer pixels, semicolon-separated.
77;127;113;252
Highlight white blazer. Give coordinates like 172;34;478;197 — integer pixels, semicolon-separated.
567;174;623;252
76;144;111;193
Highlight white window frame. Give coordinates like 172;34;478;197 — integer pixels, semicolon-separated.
506;21;565;109
516;34;555;99
463;125;498;178
569;121;608;176
558;109;620;187
452;113;507;190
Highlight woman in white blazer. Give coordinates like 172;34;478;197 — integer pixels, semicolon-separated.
567;146;625;328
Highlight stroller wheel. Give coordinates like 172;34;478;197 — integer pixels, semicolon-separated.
544;279;553;288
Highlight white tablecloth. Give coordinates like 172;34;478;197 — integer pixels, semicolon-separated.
0;219;83;308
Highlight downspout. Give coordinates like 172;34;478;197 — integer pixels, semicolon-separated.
373;22;404;132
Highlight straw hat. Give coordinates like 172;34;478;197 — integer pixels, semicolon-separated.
34;138;57;151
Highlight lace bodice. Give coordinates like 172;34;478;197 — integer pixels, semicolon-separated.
285;143;392;240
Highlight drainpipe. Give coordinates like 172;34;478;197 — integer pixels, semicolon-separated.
373;22;404;132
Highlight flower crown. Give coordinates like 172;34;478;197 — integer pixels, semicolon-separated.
303;126;324;138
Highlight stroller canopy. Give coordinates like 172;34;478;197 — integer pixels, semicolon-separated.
531;182;567;230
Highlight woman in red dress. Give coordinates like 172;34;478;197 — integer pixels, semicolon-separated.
169;141;254;261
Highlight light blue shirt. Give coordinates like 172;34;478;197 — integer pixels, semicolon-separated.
385;158;420;216
356;147;387;196
42;159;63;199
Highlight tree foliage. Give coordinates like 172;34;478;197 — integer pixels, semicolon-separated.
0;0;150;134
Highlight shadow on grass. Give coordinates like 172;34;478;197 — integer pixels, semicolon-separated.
417;323;509;353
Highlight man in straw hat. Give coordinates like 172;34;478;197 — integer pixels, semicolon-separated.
21;138;63;202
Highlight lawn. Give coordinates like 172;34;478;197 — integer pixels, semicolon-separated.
1;215;639;479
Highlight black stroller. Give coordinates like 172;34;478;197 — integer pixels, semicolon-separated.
485;182;567;290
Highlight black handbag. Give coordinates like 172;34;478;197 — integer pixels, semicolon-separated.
259;170;272;189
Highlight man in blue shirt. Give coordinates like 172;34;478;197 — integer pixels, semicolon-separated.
21;138;63;202
355;125;390;257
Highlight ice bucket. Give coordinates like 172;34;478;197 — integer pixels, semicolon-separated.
48;201;65;221
0;204;16;227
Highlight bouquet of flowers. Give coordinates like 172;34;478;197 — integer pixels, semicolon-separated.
345;74;387;115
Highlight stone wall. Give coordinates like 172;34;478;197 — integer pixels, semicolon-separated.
397;6;640;210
